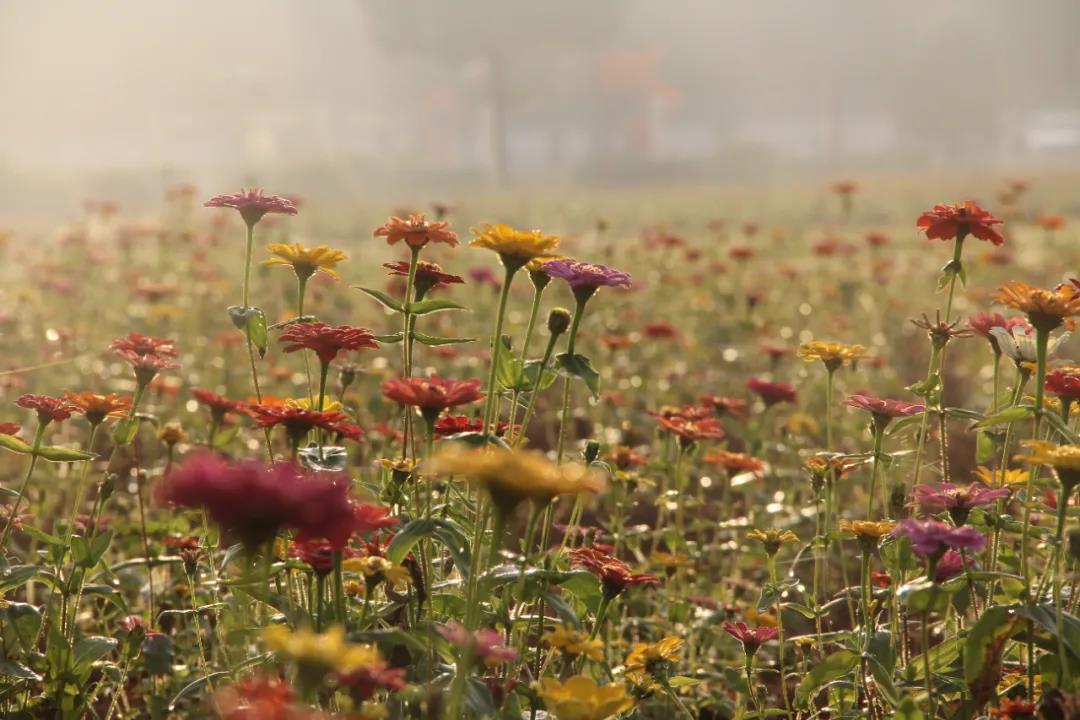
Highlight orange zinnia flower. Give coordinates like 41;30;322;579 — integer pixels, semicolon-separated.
64;391;133;425
994;280;1080;332
373;214;458;249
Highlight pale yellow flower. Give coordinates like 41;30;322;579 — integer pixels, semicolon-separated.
536;676;633;720
262;625;380;672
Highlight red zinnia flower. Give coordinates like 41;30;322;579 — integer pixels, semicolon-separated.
381;375;484;415
698;394;748;420
353;503;399;537
109;331;178;359
916;200;1004;246
15;394;76;425
723;621;778;656
247;404;352;446
746;378;797;406
656;415;725;444
568;546;660;599
0;422;21;436
204;188;298;227
289;539;360;574
1045;368;1080;403
383;260;464;294
277;323;378;366
191;388;246;420
374;213;458;248
844;394;924;430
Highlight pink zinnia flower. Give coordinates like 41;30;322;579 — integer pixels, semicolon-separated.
278;323;378;366
723;621;779;656
110;332;180;385
15;394;77;425
204;188;298;227
541;260;632;290
893;519;986;566
844;394;924;431
438;622;518;666
933;549;973;582
911;482;1011;525
746;377;797;406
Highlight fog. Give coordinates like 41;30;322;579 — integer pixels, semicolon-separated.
2;0;1079;216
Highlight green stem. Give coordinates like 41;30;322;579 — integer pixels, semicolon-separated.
481;265;518;439
0;423;46;549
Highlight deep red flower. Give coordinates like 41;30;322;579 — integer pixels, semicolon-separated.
109;332;178;359
338;661;408;701
916;200;1004;246
432;415;513;438
289;539;359;574
723;621;778;655
1046;369;1080;403
15;394;76;424
381;375;484;414
0;422;21;436
642;321;678;339
191;388;246;420
204;188;298;226
247;404;352;444
746;378;797;406
383;260;464;295
568;546;661;599
277;323;378;365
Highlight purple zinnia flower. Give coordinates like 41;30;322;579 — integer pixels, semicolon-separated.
933;549;973;582
204;188;298;227
911;482;1011;525
893;519;986;570
542;260;631;302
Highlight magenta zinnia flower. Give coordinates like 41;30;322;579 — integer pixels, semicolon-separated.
933;549;973;582
967;312;1029;356
542;260;632;290
893;519;986;566
723;621;779;656
845;394;924;431
746;378;797;406
437;622;518;666
911;482;1010;525
204;188;298;227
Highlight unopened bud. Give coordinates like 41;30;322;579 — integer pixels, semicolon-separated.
548;308;572;336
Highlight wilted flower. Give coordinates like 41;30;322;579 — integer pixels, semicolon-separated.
536;676;633;720
374;213;458;249
916;200;1004;246
990;324;1070;367
747;377;797;406
204;188;298;226
437;622;517;666
912;313;973;350
723;622;778;656
911;482;1011;525
264;241;347;280
624;636;683;688
568;546;660;599
278;322;378;365
63;391;132;426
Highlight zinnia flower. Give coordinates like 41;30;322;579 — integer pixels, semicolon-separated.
972;465;1029;489
968;312;1030;355
746;528;799;556
916;200;1004;246
994;280;1080;332
844;394;925;431
723;621;778;656
63;391;132;425
374;213;458;249
911;482;1010;525
542;260;632;293
247;404;356;449
431;446;604;514
191;388;246;423
797;341;867;370
262;625;380;673
536;676;633;720
211;676;296;720
893;518;986;564
704;450;764;475
656;415;725;445
470;223;560;269
277;323;378;365
568;546;660;599
1015;440;1080;492
110;332;179;385
381;375;484;420
747;378;797;406
989;324;1070;367
840;520;897;551
383;260;463;297
15;394;76;425
624;636;683;688
543;625;604;662
437;622;517;666
204;188;298;227
1046;366;1080;403
264;241;347;280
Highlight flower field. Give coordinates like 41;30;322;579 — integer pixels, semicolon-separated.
1;178;1079;720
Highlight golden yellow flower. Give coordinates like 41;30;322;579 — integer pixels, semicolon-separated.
786;412;821;436
470;223;560;267
527;254;572;273
747;528;799;556
650;551;694;569
431;446;605;513
796;341;867;369
1015;440;1080;473
973;465;1029;488
288;397;344;412
624;636;683;688
536;676;634;720
343;556;410;587
264;241;348;280
840;520;896;541
262;625;380;672
544;625;604;662
743;608;778;627
994;281;1080;330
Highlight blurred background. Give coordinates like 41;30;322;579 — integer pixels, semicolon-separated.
2;0;1080;219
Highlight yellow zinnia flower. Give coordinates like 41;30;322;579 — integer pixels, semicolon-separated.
839;520;896;540
743;608;778;627
544;625;604;661
289;397;344;412
536;676;633;720
470;223;560;269
262;625;380;672
973;465;1029;488
624;636;683;688
650;551;694;569
796;341;867;369
1015;440;1080;490
264;241;347;280
747;528;799;556
342;556;410;588
431;446;605;514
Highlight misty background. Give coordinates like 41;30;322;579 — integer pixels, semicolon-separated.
2;0;1079;219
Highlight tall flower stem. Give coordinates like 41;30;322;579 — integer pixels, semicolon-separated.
481;264;519;439
922;611;936;718
399;246;421;459
296;274;315;404
0;423;46;549
240;222;272;458
769;556;791;714
61;424;101;560
555;296;588;464
867;426;884;518
512;330;560;447
508;282;546;431
1020;329;1050;586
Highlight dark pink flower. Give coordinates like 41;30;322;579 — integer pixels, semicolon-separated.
15;394;76;425
747;378;797;406
723;621;778;656
437;622;518;666
541;260;632;290
893;519;986;564
912;482;1011;525
204;188;298;226
933;549;972;582
845;394;924;431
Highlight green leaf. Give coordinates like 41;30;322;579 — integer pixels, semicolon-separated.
0;658;41;681
386;518;472;579
354;286;404;313
169;672;230;710
963;605;1020;706
1042;410;1080;443
0;565;39;594
1;602;42;653
555;352;600;396
412;332;476;346
112;417;139;446
374;332;405;344
407;298;467;315
35;445;96;463
893;694;925;720
975;405;1033;428
897;579;952;613
72;636;117;673
20;525;63;546
795;649;859;706
0;434;33;455
1015;602;1080;659
246;308;269;358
